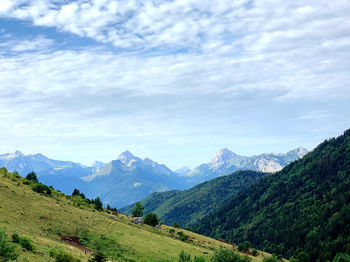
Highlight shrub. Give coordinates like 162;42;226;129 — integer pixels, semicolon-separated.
11;234;19;243
238;241;251;252
32;183;52;195
0;230;18;261
131;202;144;217
297;252;310;262
144;212;159;227
169;229;175;234
194;257;205;262
252;249;258;256
25;172;38;183
263;257;279;262
88;249;107;262
19;236;34;251
173;222;181;228
55;251;80;262
177;231;189;242
211;249;252;262
179;250;191;262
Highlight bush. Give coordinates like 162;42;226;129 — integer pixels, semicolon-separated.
25;172;38;183
0;230;18;261
88;249;107;262
131;202;144;217
11;234;19;243
252;249;258;256
144;212;159;227
19;236;34;251
55;251;81;262
177;231;189;242
263;257;279;262
32;183;52;195
173;222;181;228
193;257;205;262
211;249;252;262
297;252;310;262
179;250;191;262
238;241;251;252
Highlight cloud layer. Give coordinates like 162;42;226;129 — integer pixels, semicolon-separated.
0;0;349;168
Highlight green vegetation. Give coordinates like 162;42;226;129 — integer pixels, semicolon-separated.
0;230;18;261
131;201;144;217
32;183;52;195
2;166;267;261
194;129;350;261
54;251;81;262
144;212;159;227
121;170;268;227
210;249;251;262
25;171;38;183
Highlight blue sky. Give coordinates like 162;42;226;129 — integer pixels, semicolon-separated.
0;0;349;169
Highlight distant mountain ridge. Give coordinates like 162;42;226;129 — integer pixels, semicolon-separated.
184;147;308;185
120;170;269;227
0;147;308;208
82;151;188;208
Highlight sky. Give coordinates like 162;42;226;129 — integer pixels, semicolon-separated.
0;0;349;170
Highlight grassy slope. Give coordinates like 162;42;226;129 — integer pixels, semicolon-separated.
0;170;270;262
121;171;268;227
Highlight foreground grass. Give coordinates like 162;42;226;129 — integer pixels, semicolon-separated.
0;170;272;261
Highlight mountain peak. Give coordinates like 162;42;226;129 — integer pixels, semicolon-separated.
211;148;236;162
287;146;309;158
0;150;24;160
118;151;140;166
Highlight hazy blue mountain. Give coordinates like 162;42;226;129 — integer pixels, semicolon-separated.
0;150;92;193
184;147;308;185
174;166;191;175
81;151;188;208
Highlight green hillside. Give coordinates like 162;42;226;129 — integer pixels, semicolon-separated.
0;168;270;262
194;129;350;261
121;171;268;228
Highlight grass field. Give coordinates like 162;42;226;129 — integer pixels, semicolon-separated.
0;169;276;261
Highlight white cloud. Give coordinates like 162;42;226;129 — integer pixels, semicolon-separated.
0;0;349;167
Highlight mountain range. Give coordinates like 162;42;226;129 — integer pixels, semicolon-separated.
120;170;269;227
183;147;308;185
0;147;308;208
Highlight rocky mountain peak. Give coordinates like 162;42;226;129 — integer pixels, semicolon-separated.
117;151;140;166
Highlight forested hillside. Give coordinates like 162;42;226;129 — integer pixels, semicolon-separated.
194;129;350;261
121;170;268;227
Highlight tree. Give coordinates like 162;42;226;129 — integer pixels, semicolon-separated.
25;171;38;183
173;222;181;228
93;197;103;211
144;212;159;227
132;202;144;217
0;230;18;261
72;189;80;196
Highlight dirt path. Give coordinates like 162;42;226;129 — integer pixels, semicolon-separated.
61;236;94;254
